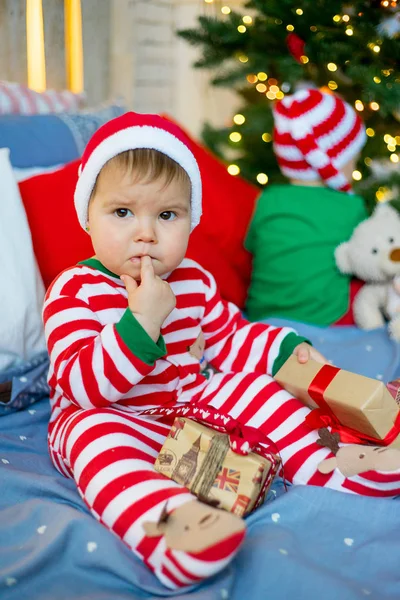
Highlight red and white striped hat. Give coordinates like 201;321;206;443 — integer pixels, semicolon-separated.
74;112;202;231
273;89;366;193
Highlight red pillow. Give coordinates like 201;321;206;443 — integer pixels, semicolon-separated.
19;160;92;289
187;148;258;307
163;115;259;308
19;126;259;307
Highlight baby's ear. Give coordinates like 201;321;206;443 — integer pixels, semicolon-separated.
335;242;352;274
317;457;338;474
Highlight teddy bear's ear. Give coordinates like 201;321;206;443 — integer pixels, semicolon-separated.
335;242;352;274
373;202;398;220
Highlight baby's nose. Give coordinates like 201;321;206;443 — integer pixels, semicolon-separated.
134;220;157;243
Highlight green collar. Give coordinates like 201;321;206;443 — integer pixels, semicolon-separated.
78;258;120;279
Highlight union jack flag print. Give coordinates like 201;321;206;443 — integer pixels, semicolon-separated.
213;467;241;493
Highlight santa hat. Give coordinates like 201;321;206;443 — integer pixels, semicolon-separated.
74;112;202;230
273;89;366;193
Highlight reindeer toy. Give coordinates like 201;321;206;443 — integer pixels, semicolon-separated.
316;428;400;477
143;499;244;553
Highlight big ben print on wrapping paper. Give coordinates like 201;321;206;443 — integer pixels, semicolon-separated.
172;435;201;486
154;417;281;518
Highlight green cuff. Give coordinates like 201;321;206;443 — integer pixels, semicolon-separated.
115;309;167;365
272;332;311;376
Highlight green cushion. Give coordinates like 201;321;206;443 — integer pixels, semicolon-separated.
245;184;367;326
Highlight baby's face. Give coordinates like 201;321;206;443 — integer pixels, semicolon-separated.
87;165;191;279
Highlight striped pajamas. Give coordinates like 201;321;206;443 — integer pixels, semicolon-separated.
44;258;400;589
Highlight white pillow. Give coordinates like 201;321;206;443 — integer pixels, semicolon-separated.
0;148;46;372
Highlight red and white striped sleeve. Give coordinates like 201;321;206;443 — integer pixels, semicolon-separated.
199;266;308;376
43;279;166;410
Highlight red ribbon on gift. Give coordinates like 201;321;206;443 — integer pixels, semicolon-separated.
223;421;272;455
304;364;400;445
139;403;280;457
308;364;340;414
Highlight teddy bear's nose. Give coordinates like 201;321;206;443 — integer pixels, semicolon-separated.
390;248;400;262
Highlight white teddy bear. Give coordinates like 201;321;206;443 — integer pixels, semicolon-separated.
335;203;400;341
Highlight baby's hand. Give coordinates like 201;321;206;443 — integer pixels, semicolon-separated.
293;342;329;365
121;256;176;342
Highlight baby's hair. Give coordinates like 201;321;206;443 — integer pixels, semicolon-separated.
91;148;191;199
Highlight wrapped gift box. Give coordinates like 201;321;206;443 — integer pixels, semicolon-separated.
275;356;400;441
154;417;280;517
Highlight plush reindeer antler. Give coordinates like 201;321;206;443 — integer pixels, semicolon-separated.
158;502;170;525
316;428;340;455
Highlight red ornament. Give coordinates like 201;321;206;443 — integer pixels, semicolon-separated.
286;32;306;63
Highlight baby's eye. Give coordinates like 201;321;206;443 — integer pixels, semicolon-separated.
159;211;176;221
115;208;133;218
371;248;378;254
389;237;395;244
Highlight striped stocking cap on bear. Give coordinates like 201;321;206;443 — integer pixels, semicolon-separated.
273;89;366;193
74;112;202;231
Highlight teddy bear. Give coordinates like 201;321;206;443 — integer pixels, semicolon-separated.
335;202;400;341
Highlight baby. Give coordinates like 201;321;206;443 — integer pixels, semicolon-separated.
245;88;368;326
44;112;400;590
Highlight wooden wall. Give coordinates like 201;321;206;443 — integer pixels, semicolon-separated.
0;0;242;135
109;0;242;135
110;0;176;114
0;0;110;106
0;0;28;85
81;0;111;106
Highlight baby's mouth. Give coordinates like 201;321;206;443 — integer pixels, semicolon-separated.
130;255;154;263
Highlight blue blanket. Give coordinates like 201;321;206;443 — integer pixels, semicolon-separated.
1;322;400;599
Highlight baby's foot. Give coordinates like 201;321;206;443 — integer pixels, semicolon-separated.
143;499;246;588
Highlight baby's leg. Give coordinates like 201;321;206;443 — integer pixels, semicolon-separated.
195;372;400;497
48;406;244;589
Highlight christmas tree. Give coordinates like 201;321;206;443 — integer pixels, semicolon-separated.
178;0;400;211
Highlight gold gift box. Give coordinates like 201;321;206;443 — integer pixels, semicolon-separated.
154;417;280;517
275;356;400;441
